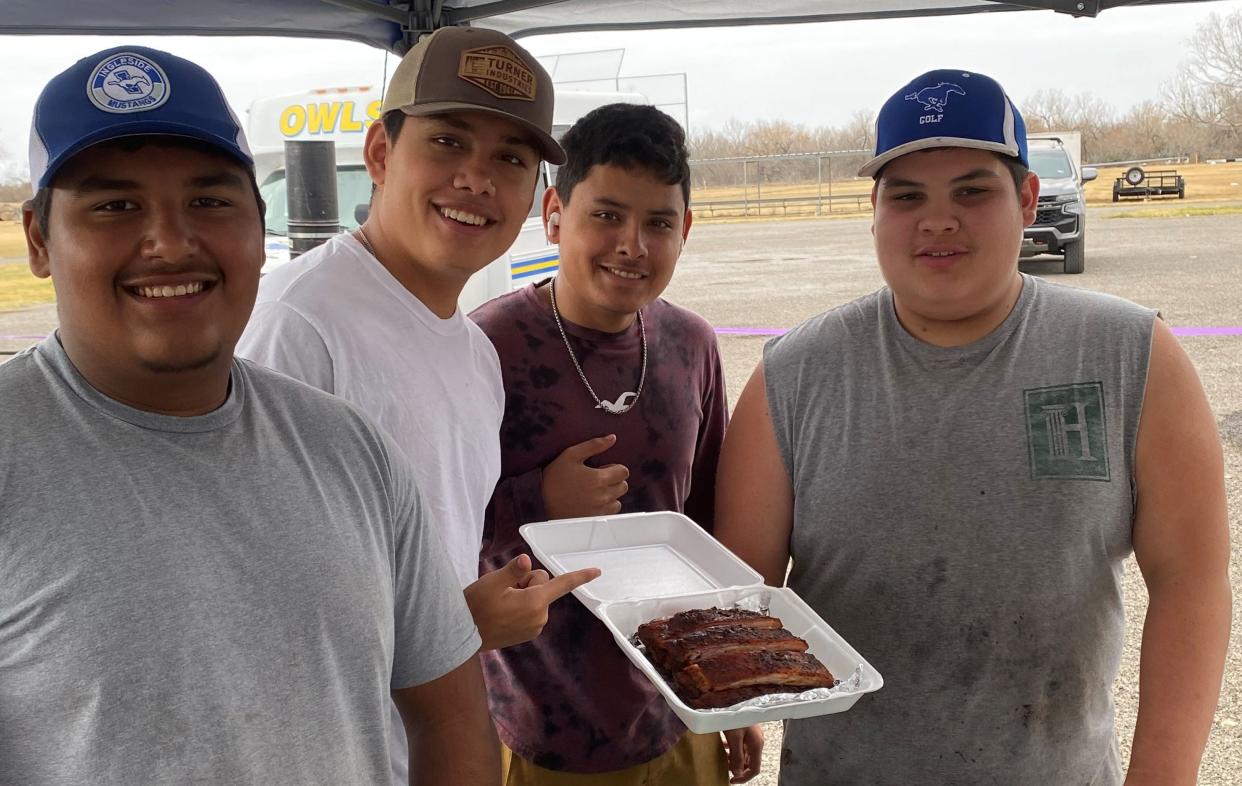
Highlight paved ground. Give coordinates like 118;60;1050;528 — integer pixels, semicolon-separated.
2;206;1239;783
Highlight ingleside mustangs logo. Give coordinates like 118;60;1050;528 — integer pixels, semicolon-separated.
88;53;170;113
905;81;965;124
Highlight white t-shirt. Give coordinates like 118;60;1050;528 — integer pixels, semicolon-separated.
237;233;504;590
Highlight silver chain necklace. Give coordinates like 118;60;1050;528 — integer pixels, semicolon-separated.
549;279;646;415
354;227;376;258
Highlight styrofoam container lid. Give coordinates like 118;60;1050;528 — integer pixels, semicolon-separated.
519;511;764;609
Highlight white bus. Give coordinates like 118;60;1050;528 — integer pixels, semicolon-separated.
247;85;647;312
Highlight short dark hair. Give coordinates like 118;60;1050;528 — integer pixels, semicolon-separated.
29;187;51;240
30;136;264;239
382;110;406;145
555;104;691;208
999;156;1030;196
370;111;409;200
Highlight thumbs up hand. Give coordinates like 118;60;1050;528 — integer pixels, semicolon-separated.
541;434;630;520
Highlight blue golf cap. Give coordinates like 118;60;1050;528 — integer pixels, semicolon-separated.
29;45;253;192
858;69;1027;178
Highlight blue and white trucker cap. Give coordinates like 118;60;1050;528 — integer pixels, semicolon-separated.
29;45;253;192
858;69;1027;178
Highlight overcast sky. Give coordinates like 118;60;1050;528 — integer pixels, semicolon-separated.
2;0;1241;180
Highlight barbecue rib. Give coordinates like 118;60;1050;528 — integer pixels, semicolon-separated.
658;624;809;670
637;607;785;666
674;649;834;696
638;607;782;641
636;607;835;710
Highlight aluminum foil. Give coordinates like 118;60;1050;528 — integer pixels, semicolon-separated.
631;592;868;712
697;663;867;712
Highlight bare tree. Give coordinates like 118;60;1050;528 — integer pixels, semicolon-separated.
0;141;31;196
1021;88;1113;161
1023;88;1076;132
1163;10;1242;151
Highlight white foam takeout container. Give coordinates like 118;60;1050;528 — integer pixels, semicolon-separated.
520;511;883;733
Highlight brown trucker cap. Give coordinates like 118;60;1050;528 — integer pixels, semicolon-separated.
381;26;565;164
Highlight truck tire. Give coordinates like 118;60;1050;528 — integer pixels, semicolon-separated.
1064;238;1085;274
1125;166;1145;186
1112;184;1120;202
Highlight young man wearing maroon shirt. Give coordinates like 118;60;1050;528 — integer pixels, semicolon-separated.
471;103;763;785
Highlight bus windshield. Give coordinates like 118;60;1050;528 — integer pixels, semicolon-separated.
260;166;375;235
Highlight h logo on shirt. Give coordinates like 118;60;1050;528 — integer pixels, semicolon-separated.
1024;382;1110;481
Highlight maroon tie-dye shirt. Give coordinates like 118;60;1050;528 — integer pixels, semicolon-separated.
470;281;728;773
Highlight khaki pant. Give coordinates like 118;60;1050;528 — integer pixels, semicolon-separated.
499;732;729;786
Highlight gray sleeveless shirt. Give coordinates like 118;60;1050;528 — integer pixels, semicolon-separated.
764;274;1155;785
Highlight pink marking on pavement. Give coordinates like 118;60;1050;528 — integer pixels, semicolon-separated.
713;327;787;336
1170;326;1242;336
5;327;1242;342
713;326;1242;337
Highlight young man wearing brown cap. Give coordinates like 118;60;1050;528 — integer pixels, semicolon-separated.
237;27;598;783
6;45;496;784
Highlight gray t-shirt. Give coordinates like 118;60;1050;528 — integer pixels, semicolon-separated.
764;275;1154;785
0;337;480;785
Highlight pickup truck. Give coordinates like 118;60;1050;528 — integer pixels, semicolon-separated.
1021;135;1098;274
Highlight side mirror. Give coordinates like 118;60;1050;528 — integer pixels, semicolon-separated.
354;203;370;225
1081;167;1098;183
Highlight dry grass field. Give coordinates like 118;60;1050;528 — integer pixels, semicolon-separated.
691;160;1242;221
0;220;28;258
2;160;1239;309
0;261;53;311
0;219;51;310
1085;161;1242;203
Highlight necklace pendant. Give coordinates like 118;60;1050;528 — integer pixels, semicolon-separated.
597;392;638;414
550;278;647;417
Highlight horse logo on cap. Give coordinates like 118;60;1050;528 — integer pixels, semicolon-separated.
88;52;170;114
905;82;966;113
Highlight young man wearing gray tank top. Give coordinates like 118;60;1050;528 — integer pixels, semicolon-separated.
715;69;1230;785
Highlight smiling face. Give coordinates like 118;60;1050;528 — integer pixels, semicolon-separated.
871;147;1038;346
545;163;692;333
363;110;540;310
24;139;264;414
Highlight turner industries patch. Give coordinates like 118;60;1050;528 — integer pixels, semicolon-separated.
458;46;536;101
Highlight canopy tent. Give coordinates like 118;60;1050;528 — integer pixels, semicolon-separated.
0;0;1222;52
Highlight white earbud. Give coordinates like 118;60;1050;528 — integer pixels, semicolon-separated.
548;212;561;227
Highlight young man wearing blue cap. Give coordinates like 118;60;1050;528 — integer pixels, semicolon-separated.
715;69;1230;784
3;46;498;783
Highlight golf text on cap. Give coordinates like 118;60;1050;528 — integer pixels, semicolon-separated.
905;81;966;125
88;53;170;114
458;46;536;101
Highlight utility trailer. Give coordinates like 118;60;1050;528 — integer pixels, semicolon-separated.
1112;166;1185;201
